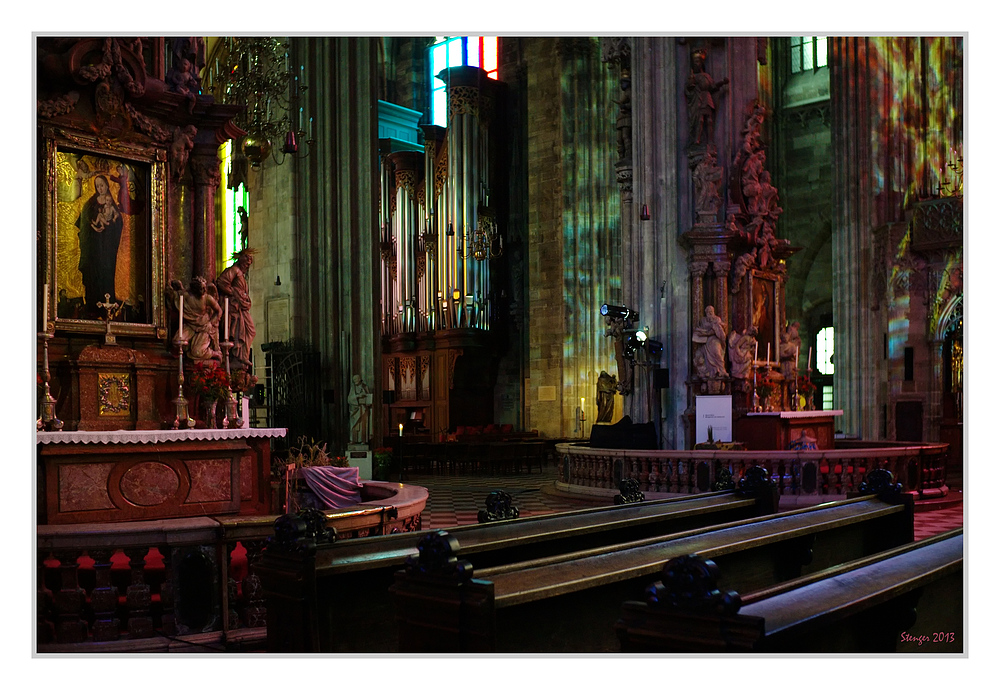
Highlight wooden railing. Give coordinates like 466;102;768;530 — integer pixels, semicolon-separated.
36;481;427;652
555;441;951;498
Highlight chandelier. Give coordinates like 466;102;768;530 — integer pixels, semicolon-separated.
457;204;503;261
216;37;312;167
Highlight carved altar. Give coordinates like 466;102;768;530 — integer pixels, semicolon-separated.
734;410;843;451
680;85;799;447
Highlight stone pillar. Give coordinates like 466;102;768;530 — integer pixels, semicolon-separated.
830;38;880;439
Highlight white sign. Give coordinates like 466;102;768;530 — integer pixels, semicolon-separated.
696;395;732;444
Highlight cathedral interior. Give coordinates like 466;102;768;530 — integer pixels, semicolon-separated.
28;31;974;663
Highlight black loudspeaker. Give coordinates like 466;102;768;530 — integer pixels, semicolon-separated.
653;368;670;389
383;390;394;405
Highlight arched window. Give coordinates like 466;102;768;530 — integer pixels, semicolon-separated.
790;36;828;74
219;140;249;271
429;36;498;127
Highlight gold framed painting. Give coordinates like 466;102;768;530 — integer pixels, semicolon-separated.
40;131;166;339
749;271;779;363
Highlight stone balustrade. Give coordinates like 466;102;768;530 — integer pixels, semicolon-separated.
36;480;427;652
555;441;951;499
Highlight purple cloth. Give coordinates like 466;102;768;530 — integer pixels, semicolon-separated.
297;466;362;510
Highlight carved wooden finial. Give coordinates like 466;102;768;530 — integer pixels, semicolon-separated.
645;554;742;615
478;490;520;523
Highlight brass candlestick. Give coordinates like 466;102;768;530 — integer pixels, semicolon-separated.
172;338;194;430
37;326;64;431
221;340;243;429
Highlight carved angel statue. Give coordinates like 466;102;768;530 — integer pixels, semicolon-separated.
728;328;757;381
169;276;222;363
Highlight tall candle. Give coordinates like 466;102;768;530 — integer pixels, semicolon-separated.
754;341;758;362
179;294;184;336
766;343;770;363
42;283;48;326
399;423;403;437
224;297;230;341
807;346;813;370
795;346;800;370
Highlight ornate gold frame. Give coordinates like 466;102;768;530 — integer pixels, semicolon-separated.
40;127;167;340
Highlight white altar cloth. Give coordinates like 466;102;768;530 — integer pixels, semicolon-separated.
36;427;287;444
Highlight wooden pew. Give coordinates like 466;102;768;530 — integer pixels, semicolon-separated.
615;528;962;653
255;471;780;652
389;487;914;653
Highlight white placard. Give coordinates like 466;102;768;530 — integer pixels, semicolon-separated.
696;395;732;444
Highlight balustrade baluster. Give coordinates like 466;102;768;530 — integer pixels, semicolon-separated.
225;542;241;631
639;458;650;492
52;548;87;643
158;546;175;636
88;548;120;642
123;546;153;638
37;551;55;645
647;458;660;492
242;540;267;628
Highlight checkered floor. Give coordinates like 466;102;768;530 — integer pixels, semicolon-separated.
407;463;965;539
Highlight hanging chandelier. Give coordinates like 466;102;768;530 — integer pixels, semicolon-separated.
460;204;503;261
215;37;312;167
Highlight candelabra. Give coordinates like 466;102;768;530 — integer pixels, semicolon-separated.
172;339;194;430
221;339;243;429
37;325;64;431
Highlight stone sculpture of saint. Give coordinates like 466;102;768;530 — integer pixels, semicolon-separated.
605;316;632;395
728;328;757;381
596;370;617;423
215;248;257;370
692;305;728;380
779;321;802;381
169;276;223;363
685;50;729;147
349;374;372;445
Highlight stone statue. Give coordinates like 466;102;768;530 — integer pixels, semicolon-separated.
169;124;197;180
692;305;727;380
727;328;757;380
605;316;633;395
693;146;723;219
779;321;802;381
237;206;249;250
685;49;728;147
169;276;223;363
596;370;617;423
349;374;372;445
215;247;256;370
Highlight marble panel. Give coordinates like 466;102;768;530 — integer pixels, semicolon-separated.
58;462;117;512
119;461;180;506
186;458;232;503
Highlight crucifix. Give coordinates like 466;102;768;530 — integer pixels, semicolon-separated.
96;293;124;345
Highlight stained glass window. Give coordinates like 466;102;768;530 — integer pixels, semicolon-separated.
218;140;249;272
430;36;499;127
816;326;835;376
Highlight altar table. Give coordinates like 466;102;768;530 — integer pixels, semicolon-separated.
36;428;286;525
733;410;843;451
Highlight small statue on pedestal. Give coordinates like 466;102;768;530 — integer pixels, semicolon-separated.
596;370;617;423
215;248;257;370
692;305;728;381
349;374;372;446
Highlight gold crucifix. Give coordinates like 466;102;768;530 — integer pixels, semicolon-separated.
96;293;124;345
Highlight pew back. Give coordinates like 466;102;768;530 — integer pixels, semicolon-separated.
391;493;914;652
257;485;778;652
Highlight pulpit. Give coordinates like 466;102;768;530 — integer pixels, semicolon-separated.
734;410;843;451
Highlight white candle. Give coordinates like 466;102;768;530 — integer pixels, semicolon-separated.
42;284;48;326
179;294;184;337
754;341;758;362
399;423;403;437
224;297;230;342
807;346;813;370
766;343;770;363
795;346;800;370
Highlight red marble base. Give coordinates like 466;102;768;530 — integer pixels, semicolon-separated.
38;432;278;525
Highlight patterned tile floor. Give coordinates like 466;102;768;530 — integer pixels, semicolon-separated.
405;463;965;539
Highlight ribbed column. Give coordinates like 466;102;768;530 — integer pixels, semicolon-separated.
830;37;879;439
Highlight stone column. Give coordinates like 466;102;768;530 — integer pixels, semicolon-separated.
830;38;880;439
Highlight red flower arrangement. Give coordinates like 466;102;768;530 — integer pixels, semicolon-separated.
797;375;817;394
188;362;230;401
756;371;777;398
230;368;259;394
